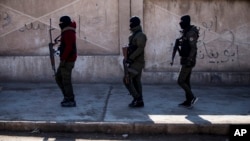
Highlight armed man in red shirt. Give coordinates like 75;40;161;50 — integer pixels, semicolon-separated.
56;16;77;107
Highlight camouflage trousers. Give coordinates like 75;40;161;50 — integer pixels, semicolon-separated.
123;67;143;100
55;61;75;101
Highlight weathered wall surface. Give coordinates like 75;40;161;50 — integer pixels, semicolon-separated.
144;0;250;72
0;0;119;55
0;0;249;85
142;0;250;85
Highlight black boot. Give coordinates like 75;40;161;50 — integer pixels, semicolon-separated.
61;97;76;107
61;97;67;105
128;99;136;107
129;98;144;108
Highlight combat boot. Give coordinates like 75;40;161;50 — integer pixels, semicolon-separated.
129;99;144;108
61;97;76;107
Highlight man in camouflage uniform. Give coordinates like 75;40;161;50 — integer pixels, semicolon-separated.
123;16;147;108
176;15;199;108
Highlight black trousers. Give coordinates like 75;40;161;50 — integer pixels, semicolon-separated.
177;65;195;102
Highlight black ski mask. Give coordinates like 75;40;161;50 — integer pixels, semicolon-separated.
130;16;140;29
59;16;71;29
179;15;191;30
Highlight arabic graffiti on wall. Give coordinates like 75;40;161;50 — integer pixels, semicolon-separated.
197;16;239;65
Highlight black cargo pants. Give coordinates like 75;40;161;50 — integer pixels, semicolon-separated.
177;65;195;102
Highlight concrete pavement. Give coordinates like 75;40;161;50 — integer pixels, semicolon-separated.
0;82;249;135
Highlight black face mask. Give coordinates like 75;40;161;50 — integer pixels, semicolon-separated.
59;16;71;30
130;22;139;29
179;15;190;30
179;21;189;29
129;16;140;29
59;23;68;30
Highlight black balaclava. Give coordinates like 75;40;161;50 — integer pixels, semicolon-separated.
59;16;71;29
130;16;141;29
179;15;191;30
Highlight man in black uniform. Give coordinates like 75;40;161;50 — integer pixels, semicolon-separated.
173;15;199;108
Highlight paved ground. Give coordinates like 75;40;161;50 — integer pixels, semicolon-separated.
0;83;249;136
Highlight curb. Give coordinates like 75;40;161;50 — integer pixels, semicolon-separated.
0;121;229;135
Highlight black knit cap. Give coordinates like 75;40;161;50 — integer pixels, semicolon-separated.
130;16;141;28
60;16;71;25
181;15;190;24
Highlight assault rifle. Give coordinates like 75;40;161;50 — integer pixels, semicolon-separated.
170;38;182;66
48;18;58;76
122;46;129;84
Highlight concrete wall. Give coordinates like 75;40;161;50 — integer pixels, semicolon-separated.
0;0;249;85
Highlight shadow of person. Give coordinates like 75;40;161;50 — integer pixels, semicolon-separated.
185;114;212;125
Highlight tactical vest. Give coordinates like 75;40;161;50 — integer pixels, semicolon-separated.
127;30;142;57
179;26;199;58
